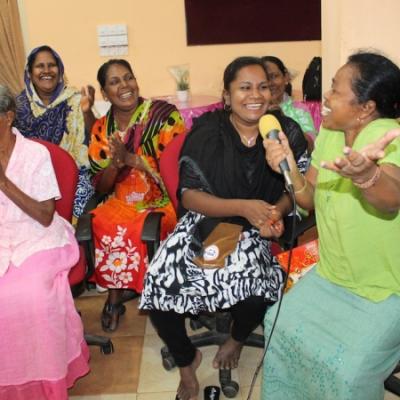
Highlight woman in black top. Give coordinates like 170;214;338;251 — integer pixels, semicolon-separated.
139;56;308;400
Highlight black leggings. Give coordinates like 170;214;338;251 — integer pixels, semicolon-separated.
149;296;269;367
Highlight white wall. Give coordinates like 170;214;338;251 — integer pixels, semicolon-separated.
321;0;400;96
18;0;320;99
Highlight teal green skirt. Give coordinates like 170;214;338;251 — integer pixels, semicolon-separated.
262;268;400;400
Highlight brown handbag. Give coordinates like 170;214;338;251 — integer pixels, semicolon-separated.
193;222;243;269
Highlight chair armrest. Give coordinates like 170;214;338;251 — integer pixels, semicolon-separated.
75;191;108;280
279;212;316;250
294;212;316;237
75;213;93;242
75;192;108;242
141;211;164;261
83;192;108;214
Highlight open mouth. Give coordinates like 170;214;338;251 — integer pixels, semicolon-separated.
119;91;134;100
321;105;332;116
245;103;263;110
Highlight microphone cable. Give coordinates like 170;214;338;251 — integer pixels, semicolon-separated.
245;185;297;400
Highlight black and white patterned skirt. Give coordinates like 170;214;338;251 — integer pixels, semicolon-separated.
139;211;285;315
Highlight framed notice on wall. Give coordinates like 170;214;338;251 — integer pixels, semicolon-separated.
184;0;321;46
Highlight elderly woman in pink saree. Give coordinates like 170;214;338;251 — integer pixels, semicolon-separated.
0;85;89;400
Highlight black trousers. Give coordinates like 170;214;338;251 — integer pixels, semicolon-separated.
149;296;269;367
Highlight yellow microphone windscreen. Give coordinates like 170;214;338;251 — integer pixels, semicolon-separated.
259;114;282;139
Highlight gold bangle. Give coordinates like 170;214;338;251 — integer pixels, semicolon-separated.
294;177;308;195
353;166;381;189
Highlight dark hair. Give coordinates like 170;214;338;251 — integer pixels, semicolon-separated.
302;56;322;101
27;45;59;73
223;56;267;91
347;52;400;118
261;55;292;96
0;85;16;114
97;59;135;88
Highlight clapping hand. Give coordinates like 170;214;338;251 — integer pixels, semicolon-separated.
80;85;95;113
320;128;400;184
109;134;127;169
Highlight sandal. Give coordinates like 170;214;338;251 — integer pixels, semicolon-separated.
101;302;126;332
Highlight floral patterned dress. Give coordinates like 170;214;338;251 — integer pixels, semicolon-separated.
89;98;185;292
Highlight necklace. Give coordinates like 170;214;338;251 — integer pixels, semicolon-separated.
229;115;258;147
238;133;258;146
117;129;128;141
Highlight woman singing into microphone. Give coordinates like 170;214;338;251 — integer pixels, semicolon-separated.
262;51;400;400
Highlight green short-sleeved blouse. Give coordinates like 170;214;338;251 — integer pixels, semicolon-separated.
311;118;400;302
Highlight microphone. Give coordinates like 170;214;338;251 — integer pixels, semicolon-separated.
204;386;220;400
259;114;293;188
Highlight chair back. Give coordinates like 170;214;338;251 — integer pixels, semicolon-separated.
30;139;78;222
30;139;85;286
159;133;186;211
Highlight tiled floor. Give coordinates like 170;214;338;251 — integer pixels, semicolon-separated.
68;293;263;400
68;226;400;399
68;291;400;400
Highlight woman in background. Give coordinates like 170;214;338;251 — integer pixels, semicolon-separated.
0;85;89;400
15;45;95;219
261;55;317;145
89;59;185;332
262;52;400;400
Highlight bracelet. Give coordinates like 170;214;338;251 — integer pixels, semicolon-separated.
353;166;381;189
294;177;308;195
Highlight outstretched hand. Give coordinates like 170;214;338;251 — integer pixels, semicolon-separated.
80;85;95;113
321;128;400;184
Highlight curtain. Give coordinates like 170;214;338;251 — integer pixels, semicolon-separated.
0;0;25;95
185;0;321;45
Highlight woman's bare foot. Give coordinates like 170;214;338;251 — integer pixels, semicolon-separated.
212;337;243;370
176;349;202;400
